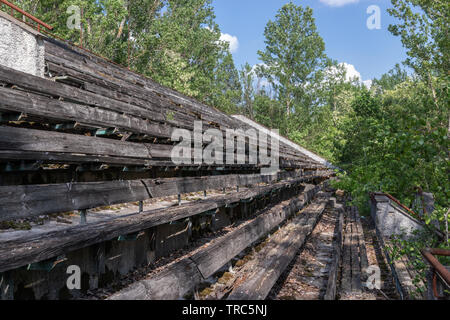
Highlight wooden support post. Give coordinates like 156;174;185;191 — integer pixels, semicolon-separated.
96;242;106;275
79;209;87;225
237;186;239;193
187;218;192;239
226;202;239;221
139;201;143;213
240;198;253;219
0;271;14;300
204;190;207;199
178;194;181;206
270;189;279;205
324;208;343;300
242;202;248;219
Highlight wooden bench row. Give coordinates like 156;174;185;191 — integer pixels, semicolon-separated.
0;169;332;221
0;175;325;273
0;63;308;165
228;197;329;300
340;206;369;295
324;201;344;300
42;39;320;163
0;123;318;171
108;183;326;300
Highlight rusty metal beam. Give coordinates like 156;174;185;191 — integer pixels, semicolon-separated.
0;0;53;31
421;248;450;298
372;192;420;219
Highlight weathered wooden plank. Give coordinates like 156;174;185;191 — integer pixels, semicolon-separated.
0;62;315;163
0;125;172;160
0;124;324;171
324;204;344;300
43;41;316;162
107;183;325;300
0;170;327;221
193;184;323;280
0;150;152;167
350;207;363;293
108;258;202;300
354;207;369;279
0;65;168;123
0;179;303;273
190;196;302;279
340;208;352;294
45;57;198;128
0;166;228;185
0;86;173;139
44;40;243;128
0;150;321;173
227;199;328;300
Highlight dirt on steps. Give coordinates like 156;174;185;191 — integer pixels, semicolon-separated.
268;206;338;300
359;215;400;300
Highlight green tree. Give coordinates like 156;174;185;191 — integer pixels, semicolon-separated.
372;64;409;93
388;0;449;107
258;3;327;129
240;63;256;119
6;0;241;112
288;61;358;163
209;51;242;114
253;91;284;130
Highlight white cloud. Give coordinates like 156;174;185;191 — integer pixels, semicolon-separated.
340;62;362;82
220;33;239;53
340;62;372;88
326;62;372;88
362;79;373;88
204;27;239;53
319;0;359;7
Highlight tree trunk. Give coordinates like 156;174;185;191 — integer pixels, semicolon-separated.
117;18;126;39
427;72;439;109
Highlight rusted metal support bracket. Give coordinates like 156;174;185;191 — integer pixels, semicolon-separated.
421;248;450;299
0;0;53;31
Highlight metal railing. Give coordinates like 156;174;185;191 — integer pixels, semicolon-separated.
0;0;53;31
371;192;445;239
421;248;450;299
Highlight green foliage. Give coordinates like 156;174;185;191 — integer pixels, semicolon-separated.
257;2;327;131
388;230;431;298
388;0;449;79
372;64;408;93
253;92;285;131
334;79;449;212
5;0;242;114
209;52;242;114
387;225;450;299
240;63;256;119
5;1;447;253
330;1;449;226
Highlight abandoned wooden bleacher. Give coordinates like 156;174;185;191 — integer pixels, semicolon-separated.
0;13;334;300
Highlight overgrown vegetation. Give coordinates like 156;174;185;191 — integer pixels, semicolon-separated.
5;0;448;269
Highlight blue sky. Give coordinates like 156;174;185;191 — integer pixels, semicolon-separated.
212;0;408;83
